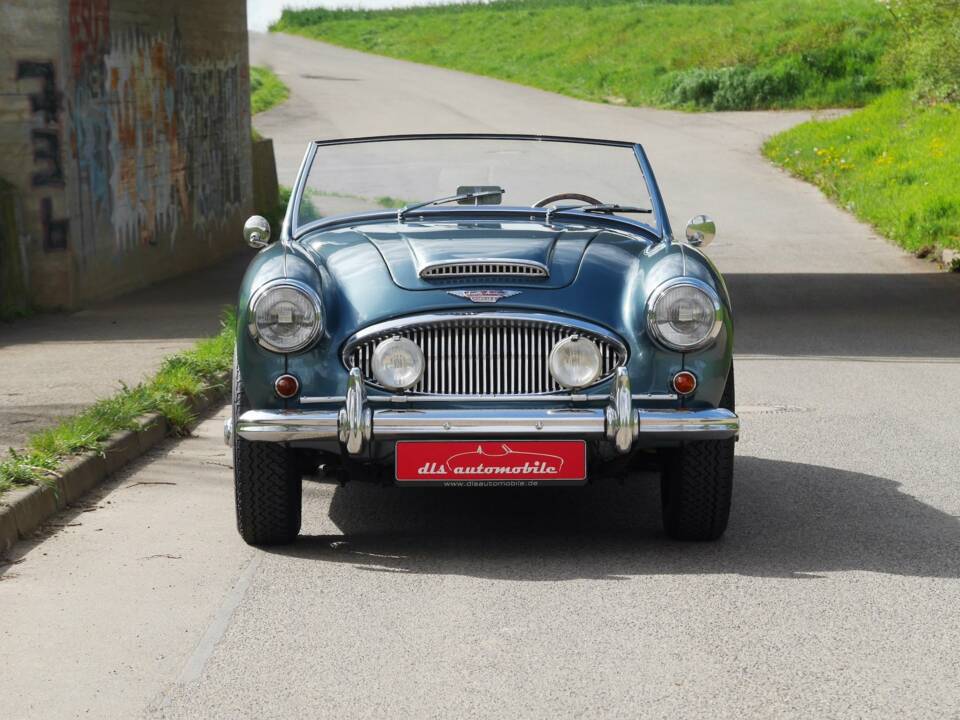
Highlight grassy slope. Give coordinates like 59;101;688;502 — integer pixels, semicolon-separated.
274;0;890;110
251;66;290;114
765;91;960;253
0;311;236;496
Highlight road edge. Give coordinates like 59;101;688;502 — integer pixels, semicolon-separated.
0;373;230;553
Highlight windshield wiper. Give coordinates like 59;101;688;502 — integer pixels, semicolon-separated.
561;204;653;215
398;187;506;221
545;203;653;224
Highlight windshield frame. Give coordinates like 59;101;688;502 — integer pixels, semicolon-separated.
285;134;672;242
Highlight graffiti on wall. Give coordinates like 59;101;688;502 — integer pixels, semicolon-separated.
67;0;246;256
69;0;111;77
17;60;70;251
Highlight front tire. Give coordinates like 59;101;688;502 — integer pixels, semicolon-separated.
233;358;302;546
659;364;735;541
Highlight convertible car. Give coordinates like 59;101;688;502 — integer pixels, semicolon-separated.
226;134;738;545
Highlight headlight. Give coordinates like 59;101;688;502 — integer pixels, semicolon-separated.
646;278;722;352
548;335;601;389
249;280;323;353
372;336;425;390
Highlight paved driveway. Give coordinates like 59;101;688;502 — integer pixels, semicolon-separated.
1;32;957;719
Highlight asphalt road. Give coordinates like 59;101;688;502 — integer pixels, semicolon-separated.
2;32;959;719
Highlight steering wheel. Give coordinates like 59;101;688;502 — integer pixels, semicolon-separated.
533;192;602;208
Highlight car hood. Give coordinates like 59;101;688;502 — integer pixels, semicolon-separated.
306;221;600;290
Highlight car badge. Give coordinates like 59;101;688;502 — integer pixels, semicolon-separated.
447;290;521;304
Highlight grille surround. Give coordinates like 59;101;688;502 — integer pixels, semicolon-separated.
344;313;627;396
419;260;549;280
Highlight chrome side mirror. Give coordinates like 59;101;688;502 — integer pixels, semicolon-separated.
244;215;271;249
685;214;716;248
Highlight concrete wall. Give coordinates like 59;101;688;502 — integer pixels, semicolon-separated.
0;0;252;310
0;180;29;316
251;137;279;215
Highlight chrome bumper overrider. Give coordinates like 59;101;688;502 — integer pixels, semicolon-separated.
226;368;739;453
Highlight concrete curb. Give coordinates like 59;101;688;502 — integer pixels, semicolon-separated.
0;372;229;554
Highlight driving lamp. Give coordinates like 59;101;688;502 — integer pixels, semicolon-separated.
548;335;602;389
372;336;425;390
646;279;721;352
249;281;323;353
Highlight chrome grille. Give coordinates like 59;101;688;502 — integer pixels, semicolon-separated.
420;261;548;279
347;316;625;396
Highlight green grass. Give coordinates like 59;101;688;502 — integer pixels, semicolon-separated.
0;309;237;497
764;90;960;255
250;66;290;114
274;0;892;110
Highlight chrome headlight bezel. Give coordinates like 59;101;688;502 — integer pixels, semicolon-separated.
548;334;602;389
645;277;723;353
248;279;323;354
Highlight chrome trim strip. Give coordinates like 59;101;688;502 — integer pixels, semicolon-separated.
287;141;317;238
367;393;594;403
308;392;678;404
374;409;606;437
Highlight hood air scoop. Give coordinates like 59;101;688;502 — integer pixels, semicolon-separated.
346;222;594;289
419;259;549;280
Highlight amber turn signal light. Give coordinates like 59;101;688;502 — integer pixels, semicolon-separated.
274;374;300;399
672;371;697;396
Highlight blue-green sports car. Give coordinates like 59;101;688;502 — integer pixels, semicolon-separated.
226;134;738;545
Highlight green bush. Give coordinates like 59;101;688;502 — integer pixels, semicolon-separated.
884;0;960;104
663;63;805;110
662;43;885;110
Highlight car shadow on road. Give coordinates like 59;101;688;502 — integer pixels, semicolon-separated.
727;273;960;358
273;456;960;580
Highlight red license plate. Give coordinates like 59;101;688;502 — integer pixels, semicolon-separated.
395;441;587;486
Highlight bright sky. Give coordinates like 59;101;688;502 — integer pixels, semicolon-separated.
247;0;475;32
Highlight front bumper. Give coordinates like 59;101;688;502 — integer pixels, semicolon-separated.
225;368;739;454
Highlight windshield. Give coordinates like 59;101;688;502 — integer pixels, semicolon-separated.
294;136;660;233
